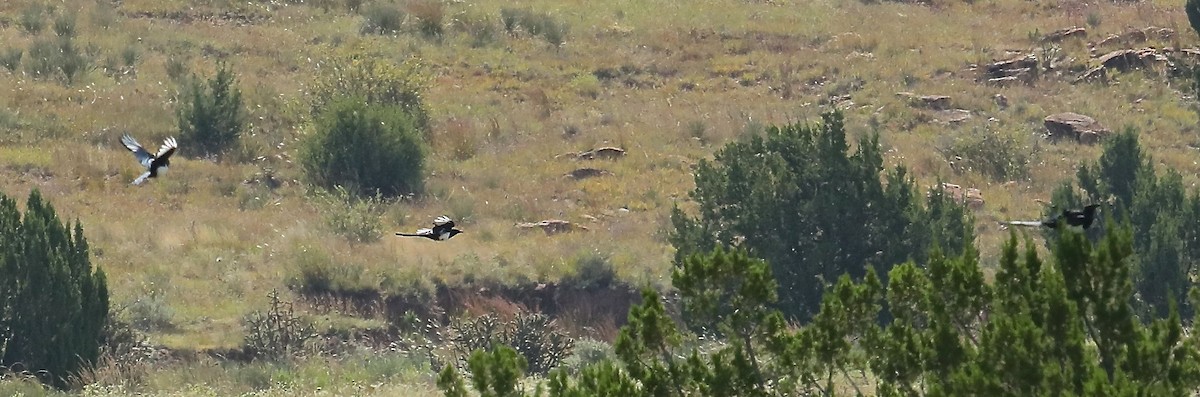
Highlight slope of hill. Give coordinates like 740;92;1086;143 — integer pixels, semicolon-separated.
0;0;1196;394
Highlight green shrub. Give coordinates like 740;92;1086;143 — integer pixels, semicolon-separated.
309;47;429;132
558;337;614;375
177;60;245;159
563;252;616;290
359;2;405;35
301;97;426;198
0;189;109;389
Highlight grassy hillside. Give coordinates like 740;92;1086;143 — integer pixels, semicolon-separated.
0;0;1197;394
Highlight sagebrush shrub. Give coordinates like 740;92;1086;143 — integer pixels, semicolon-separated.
359;2;404;35
301;97;426;198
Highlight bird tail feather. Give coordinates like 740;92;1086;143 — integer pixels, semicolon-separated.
1004;220;1043;227
133;172;151;185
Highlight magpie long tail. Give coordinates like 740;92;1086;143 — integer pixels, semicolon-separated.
395;233;422;237
1002;220;1044;227
132;172;151;185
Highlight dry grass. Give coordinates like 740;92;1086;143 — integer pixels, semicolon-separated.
0;0;1198;392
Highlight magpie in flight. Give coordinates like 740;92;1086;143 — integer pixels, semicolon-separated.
396;216;464;241
121;134;178;185
1003;204;1101;230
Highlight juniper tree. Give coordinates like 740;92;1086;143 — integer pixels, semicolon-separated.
0;189;108;389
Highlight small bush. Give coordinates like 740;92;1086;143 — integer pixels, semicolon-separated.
0;48;21;73
301;97;426;198
19;4;45;35
498;7;568;46
55;38;88;84
126;292;176;332
25;38;60;79
315;185;385;244
359;2;405;35
177;60;245;159
408;0;444;39
939;126;1034;181
454;12;498;48
309;46;429;131
448;312;574;376
568;73;602;99
558;337;614;375
287;246;381;298
164;57;189;82
52;12;76;38
242;289;317;361
564;252;616;290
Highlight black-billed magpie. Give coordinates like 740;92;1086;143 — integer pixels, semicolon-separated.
396;216;464;241
121;134;178;185
1004;204;1101;230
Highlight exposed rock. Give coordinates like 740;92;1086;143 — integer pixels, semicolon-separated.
560;146;627;161
1041;26;1087;43
516;220;589;235
934;109;972;124
1043;112;1110;144
1095;48;1167;73
897;92;952;110
1078;66;1108;83
565;168;612;180
1091;27;1175;51
984;54;1038;85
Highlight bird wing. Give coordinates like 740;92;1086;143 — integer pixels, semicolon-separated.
432;216;456;234
121;134;154;168
155;137;178;161
415;228;434;235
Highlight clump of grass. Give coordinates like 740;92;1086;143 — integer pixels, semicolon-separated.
938;126;1037;182
408;0;445;39
52;11;77;38
498;7;568;46
569;73;602;99
360;2;405;36
287;245;381;298
19;4;46;35
25;36;90;85
314;185;385;244
454;12;498;48
0;48;22;73
164;56;189;83
126;290;176;333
